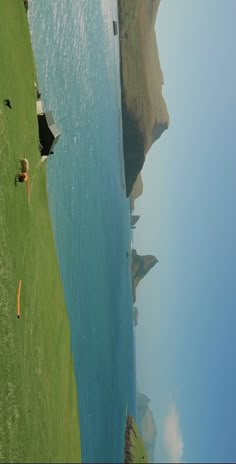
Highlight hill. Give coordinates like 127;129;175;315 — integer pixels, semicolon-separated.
137;393;157;463
124;415;148;464
132;250;158;289
118;0;169;196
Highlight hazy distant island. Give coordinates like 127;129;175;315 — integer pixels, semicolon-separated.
118;0;169;196
123;395;157;463
132;250;158;288
137;393;157;463
132;249;158;302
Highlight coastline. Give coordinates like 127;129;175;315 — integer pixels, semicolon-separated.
124;415;148;463
118;3;161;462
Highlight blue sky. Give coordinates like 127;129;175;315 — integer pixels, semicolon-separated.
134;1;236;462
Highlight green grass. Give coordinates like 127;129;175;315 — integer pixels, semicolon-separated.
0;1;81;462
127;420;148;464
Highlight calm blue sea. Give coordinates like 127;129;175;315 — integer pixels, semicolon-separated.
28;1;136;462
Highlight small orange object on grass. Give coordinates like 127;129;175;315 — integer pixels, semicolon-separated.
26;176;30;200
17;279;22;318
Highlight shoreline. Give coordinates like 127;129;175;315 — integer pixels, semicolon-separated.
124;415;148;463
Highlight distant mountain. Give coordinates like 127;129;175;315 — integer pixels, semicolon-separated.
118;0;169;196
137;393;157;463
132;249;158;289
130;214;141;227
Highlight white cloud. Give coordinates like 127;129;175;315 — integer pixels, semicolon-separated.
163;403;184;463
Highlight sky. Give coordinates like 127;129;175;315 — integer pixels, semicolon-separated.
134;1;236;462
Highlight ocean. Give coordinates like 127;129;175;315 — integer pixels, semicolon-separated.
28;1;136;462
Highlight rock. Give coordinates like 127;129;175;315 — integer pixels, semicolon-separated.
130;214;141;227
133;306;139;326
130;174;143;211
132;249;158;289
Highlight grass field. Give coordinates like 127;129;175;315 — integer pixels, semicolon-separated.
0;2;81;462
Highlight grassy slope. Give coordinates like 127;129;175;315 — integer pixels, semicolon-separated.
129;420;148;464
0;2;81;462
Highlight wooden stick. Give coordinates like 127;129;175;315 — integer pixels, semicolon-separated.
17;280;22;318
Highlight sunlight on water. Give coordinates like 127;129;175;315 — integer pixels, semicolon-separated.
29;1;136;462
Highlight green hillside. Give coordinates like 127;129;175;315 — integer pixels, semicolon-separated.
125;417;148;463
0;1;81;462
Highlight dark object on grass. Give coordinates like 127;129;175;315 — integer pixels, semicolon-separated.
4;99;12;109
